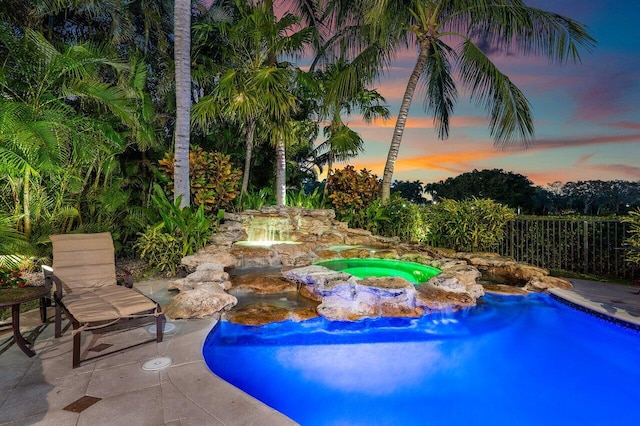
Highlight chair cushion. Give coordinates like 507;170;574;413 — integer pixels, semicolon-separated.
63;286;157;323
51;233;117;290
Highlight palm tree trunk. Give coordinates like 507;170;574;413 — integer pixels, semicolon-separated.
381;40;431;203
241;118;256;194
173;0;191;208
275;137;287;206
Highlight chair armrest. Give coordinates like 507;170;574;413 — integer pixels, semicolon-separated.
42;265;64;299
41;265;54;293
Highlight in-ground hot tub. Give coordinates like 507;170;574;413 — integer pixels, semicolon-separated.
315;258;441;283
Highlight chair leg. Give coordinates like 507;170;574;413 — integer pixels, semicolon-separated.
54;304;62;338
39;297;47;323
156;310;165;343
72;328;81;369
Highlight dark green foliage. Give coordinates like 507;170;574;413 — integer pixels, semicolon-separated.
148;184;212;256
360;195;428;242
424;198;515;252
550;180;640;215
135;184;214;276
391;180;427;204
132;185;211;276
287;187;326;209
134;224;184;276
235;188;275;211
622;209;640;266
424;169;537;213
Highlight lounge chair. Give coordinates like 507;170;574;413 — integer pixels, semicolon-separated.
49;232;165;368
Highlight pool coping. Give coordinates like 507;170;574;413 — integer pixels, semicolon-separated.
548;280;640;331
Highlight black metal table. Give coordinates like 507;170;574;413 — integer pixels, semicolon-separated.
0;287;50;357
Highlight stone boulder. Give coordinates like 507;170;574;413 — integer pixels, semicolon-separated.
428;264;484;300
181;247;238;270
316;277;424;321
452;251;549;285
524;276;573;292
231;273;297;294
482;284;529;295
284;265;484;322
283;265;356;296
224;302;318;326
314;249;342;261
485;263;548;285
162;285;237;319
168;262;231;292
372;249;400;259
272;243;320;267
415;284;475;312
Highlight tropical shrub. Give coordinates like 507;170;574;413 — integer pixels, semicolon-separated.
367;194;428;242
149;184;212;255
326;165;380;228
622;208;640;266
135;185;213;275
287;187;326;209
134;224;184;276
159;147;242;214
235;188;275;211
424;198;515;252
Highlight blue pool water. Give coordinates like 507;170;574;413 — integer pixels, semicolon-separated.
203;294;640;425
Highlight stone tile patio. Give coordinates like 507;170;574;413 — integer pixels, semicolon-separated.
1;277;639;425
0;279;295;426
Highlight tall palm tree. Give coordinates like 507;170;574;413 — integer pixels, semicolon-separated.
353;0;595;202
173;0;192;207
310;59;390;181
192;0;313;204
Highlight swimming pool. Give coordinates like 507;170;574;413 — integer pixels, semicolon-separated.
203;294;640;425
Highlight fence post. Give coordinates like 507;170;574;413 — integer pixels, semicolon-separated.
583;221;589;274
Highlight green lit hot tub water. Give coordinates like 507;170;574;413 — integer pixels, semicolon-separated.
314;258;441;283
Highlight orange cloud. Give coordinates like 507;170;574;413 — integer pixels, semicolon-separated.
348;115;486;129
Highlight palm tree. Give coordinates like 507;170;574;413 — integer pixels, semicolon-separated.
353;0;595;202
0;27;152;239
192;1;313;205
310;59;390;181
173;0;192;207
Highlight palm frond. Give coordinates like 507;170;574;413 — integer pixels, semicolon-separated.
458;39;533;146
420;40;457;139
449;1;596;63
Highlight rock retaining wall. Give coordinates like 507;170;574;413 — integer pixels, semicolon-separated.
163;207;571;321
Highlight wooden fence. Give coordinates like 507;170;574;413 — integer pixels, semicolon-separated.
495;218;639;281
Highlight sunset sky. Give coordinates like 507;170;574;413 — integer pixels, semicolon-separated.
338;0;640;187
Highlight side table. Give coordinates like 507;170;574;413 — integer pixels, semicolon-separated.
0;286;50;357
